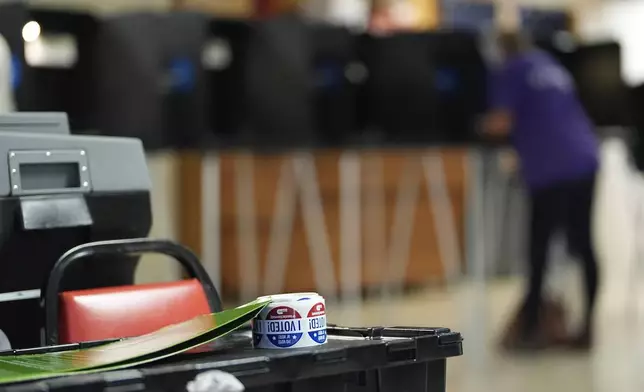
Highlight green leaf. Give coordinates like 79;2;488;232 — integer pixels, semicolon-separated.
0;299;270;385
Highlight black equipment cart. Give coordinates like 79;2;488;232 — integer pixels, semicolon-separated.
1;325;462;392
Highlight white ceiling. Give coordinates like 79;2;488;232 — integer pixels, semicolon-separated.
575;0;644;85
27;0;171;13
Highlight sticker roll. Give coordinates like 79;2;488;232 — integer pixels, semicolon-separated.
252;293;327;349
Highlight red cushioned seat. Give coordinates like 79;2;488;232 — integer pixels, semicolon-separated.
58;278;210;344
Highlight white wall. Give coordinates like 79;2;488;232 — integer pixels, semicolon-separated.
576;1;644;86
494;0;521;29
514;0;574;8
301;0;370;29
27;0;171;13
488;0;644;87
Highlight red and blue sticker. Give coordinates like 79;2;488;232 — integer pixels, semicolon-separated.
253;306;304;348
307;302;327;344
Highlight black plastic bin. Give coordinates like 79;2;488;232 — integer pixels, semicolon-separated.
1;325;463;392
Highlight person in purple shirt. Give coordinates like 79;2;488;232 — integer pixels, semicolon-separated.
484;31;600;351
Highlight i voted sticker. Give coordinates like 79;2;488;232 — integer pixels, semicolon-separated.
307;303;327;344
257;306;304;348
252;293;328;349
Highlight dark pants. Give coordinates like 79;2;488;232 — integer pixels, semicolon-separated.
522;173;599;336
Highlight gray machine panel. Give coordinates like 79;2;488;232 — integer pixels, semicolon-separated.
0;113;71;135
0;132;150;196
8;149;92;196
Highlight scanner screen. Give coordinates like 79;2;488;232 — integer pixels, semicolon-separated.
19;162;81;191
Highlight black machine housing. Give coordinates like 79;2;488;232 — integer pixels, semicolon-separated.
0;113;152;350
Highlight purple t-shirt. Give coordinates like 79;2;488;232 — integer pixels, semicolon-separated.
489;49;599;190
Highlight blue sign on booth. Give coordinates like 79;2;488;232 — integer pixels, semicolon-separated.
11;54;21;90
168;57;195;93
315;61;344;90
435;67;459;94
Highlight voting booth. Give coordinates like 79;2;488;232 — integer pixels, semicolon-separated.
210;16;360;148
94;12;211;149
243;14;319;149
431;30;487;144
205;18;252;147
24;10;99;131
310;23;361;146
359;32;439;144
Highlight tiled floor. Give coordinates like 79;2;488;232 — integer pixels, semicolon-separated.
329;271;644;392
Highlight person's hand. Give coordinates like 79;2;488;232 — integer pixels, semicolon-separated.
482;110;512;138
498;149;518;175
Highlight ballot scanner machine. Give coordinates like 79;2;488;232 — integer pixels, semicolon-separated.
0;113;152;350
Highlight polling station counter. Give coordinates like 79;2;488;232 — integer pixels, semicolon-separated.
0;325;462;392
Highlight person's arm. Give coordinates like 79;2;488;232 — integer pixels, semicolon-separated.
483;66;518;138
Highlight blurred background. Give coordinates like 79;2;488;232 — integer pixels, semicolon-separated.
1;0;643;390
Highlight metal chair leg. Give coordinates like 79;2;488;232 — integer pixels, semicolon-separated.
295;153;338;299
201;153;222;294
384;156;421;297
339;151;363;325
235;154;261;302
262;157;298;296
422;151;463;285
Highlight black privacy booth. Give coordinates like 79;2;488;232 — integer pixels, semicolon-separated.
94;12;211;149
310;23;361;147
0;1;32;110
0;112;152;349
630;83;644;170
23;10;99;131
537;38;628;128
431;30;487;144
209;14;359;149
243;14;319;149
358;32;438;145
357;29;487;146
96;13;351;150
205;18;252;147
573;42;628;128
